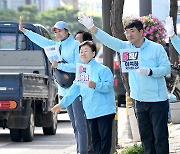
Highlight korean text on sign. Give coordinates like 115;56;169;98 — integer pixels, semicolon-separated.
43;45;62;62
76;63;91;86
120;48;141;72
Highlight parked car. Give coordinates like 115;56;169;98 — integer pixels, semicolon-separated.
95;47;126;107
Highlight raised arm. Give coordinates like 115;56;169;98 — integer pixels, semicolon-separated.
19;16;26;33
19;16;55;48
78;13;126;52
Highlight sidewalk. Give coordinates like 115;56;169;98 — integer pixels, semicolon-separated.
117;107;180;154
169;123;180;153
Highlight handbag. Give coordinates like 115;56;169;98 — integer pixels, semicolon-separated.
53;60;75;88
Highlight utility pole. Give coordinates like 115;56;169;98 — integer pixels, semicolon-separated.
139;0;152;16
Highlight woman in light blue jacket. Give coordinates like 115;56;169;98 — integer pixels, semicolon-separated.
78;14;171;154
51;41;116;154
19;16;88;154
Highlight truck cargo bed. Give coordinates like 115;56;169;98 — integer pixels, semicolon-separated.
0;73;49;100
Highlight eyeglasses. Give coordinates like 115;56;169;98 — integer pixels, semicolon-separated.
124;28;138;35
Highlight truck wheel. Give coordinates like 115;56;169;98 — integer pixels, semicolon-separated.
22;108;35;142
43;112;57;135
10;129;22;142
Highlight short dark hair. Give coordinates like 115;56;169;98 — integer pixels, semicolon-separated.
75;30;85;35
83;32;93;41
75;30;93;41
124;19;143;31
79;41;97;57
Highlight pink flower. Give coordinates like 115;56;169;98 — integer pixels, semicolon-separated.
149;36;153;40
123;14;166;45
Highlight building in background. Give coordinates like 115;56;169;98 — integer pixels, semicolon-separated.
0;0;7;9
31;0;60;12
59;0;102;16
60;0;78;10
0;0;60;12
0;0;26;10
0;0;102;16
78;0;102;16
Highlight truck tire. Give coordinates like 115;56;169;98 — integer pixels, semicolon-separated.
22;108;35;142
10;129;22;142
43;112;57;135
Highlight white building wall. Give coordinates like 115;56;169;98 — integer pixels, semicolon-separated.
152;0;170;21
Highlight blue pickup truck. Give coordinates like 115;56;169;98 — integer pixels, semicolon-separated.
0;22;58;142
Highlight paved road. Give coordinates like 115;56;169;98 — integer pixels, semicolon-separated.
0;113;77;154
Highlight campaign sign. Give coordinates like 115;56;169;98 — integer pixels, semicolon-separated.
44;45;62;62
76;63;91;86
120;48;141;72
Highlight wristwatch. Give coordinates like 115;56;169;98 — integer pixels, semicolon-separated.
148;69;153;76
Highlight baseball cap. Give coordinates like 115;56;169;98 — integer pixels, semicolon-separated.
51;21;69;32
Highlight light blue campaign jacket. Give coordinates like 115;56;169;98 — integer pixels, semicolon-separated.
24;30;80;96
94;28;171;102
60;59;116;119
171;35;180;54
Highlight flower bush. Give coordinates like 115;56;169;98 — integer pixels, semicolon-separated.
123;14;167;45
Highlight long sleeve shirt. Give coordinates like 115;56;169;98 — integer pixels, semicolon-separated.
24;30;81;96
60;59;116;119
171;35;180;54
94;28;171;102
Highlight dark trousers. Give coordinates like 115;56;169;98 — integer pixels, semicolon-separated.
135;100;169;154
87;120;94;154
87;114;115;154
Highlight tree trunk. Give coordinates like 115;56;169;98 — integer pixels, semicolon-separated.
110;0;131;95
169;0;178;65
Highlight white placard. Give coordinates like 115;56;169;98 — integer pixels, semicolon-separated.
76;63;91;86
120;48;141;72
43;45;62;62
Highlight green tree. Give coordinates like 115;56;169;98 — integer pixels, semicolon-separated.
0;4;102;38
37;6;102;36
18;4;38;23
0;9;19;21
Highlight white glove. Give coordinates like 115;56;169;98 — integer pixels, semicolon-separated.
165;16;175;37
78;13;94;29
136;68;150;76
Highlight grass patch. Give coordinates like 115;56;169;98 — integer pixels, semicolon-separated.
119;144;144;154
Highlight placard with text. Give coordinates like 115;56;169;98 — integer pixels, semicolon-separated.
44;45;62;62
120;48;141;72
76;63;91;86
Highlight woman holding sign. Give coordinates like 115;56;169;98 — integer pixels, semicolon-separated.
19;16;88;154
51;41;116;154
77;14;171;154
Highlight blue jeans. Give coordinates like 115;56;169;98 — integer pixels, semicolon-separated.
135;100;169;154
67;96;88;154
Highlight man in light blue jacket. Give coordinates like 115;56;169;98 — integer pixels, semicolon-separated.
78;14;171;154
19;16;88;154
51;41;116;154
